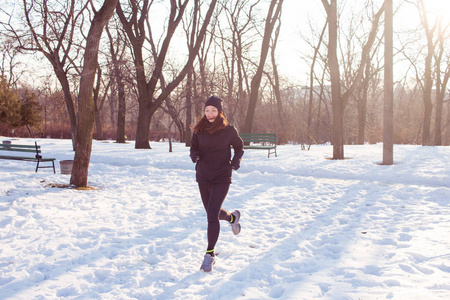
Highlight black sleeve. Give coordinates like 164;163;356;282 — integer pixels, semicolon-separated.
190;132;200;163
230;127;244;169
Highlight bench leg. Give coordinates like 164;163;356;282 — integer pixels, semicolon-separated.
35;160;56;173
267;148;277;158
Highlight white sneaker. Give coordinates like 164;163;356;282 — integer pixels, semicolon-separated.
230;210;241;235
200;253;216;272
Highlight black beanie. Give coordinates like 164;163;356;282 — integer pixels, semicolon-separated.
204;96;223;112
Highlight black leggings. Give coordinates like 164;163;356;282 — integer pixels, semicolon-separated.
198;182;232;252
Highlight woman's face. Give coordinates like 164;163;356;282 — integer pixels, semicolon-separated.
205;105;219;122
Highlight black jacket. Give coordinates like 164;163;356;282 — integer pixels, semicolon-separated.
190;125;244;184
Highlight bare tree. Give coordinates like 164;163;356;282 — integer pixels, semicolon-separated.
2;0;87;150
242;0;283;134
70;0;119;187
0;39;24;87
433;18;450;146
345;4;384;146
183;0;199;147
321;0;384;159
117;0;217;149
417;0;436;146
105;23;128;143
305;20;327;147
177;0;216;144
213;0;260;127
269;19;283;128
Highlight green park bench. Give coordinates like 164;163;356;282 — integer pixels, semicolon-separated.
0;141;56;173
239;133;278;158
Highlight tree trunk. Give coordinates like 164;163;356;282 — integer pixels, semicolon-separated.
94;110;103;140
106;25;127;143
323;0;344;159
185;70;193;147
434;97;443;146
357;59;370;145
53;65;78;151
422;63;433;146
270;22;283;129
135;110;152;149
70;0;119;187
183;0;198;147
165;99;185;142
116;79;126;143
433;21;450;146
307;21;327;147
314;69;328;145
383;0;394;165
133;45;150;148
419;0;435;146
446;102;450;145
93;65;104;140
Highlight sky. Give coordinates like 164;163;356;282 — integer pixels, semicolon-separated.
276;0;450;84
277;0;326;83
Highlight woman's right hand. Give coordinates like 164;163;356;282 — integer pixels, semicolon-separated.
190;151;200;163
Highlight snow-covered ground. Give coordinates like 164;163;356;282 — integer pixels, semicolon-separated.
0;137;449;299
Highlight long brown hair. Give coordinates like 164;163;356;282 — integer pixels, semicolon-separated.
193;112;228;134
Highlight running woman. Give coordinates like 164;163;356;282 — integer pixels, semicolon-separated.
190;96;244;272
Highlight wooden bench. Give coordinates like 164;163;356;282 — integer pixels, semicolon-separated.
0;141;56;173
239;133;278;158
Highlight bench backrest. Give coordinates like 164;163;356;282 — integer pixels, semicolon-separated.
0;142;41;155
239;133;277;144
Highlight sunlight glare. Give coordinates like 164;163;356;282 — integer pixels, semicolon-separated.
423;0;450;27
